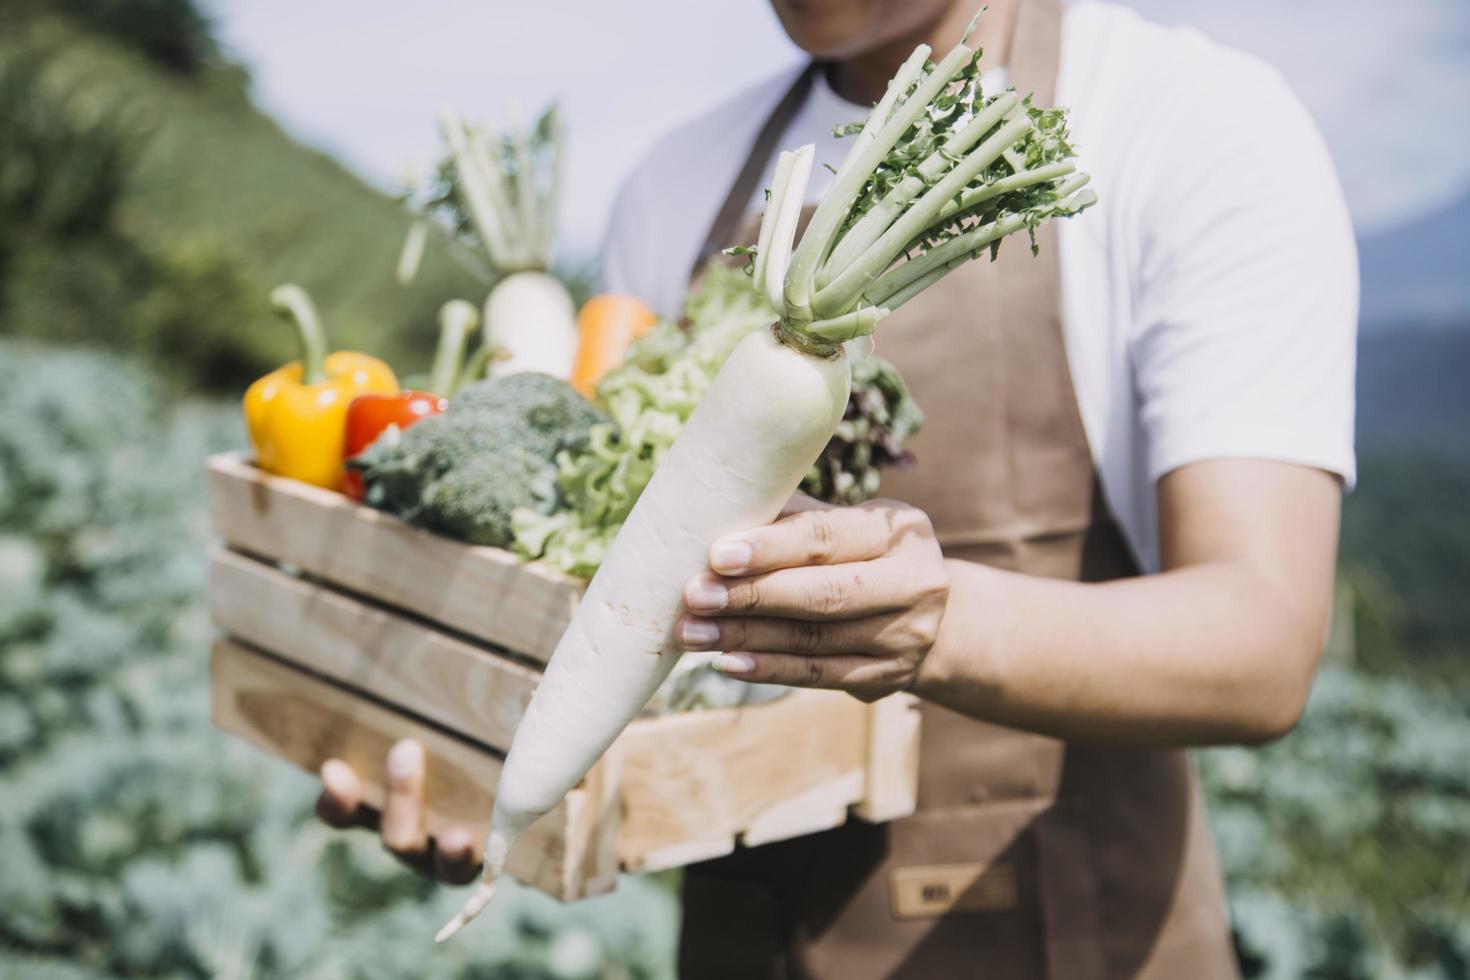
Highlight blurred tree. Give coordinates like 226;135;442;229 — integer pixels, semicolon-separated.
0;51;133;263
1340;451;1470;685
0;46;274;392
54;0;218;74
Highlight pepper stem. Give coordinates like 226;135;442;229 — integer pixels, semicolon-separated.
270;284;330;385
428;299;481;396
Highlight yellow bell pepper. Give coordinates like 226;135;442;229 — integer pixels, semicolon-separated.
244;284;398;490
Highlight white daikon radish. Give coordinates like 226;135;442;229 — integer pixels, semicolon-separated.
438;27;1097;941
437;321;849;941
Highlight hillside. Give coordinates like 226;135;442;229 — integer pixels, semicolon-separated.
1356;327;1470;456
1358;192;1470;332
0;6;486;389
1340;327;1470;683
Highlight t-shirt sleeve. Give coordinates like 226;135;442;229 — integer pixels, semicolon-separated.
1129;60;1358;488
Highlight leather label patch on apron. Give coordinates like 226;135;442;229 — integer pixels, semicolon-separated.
890;862;1019;919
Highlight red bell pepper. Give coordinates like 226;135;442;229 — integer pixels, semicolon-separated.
341;299;481;500
342;391;448;499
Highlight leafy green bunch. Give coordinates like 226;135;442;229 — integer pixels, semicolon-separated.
806;355;924;506
512;267;924;576
510;268;774;575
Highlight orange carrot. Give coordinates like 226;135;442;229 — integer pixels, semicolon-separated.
569;294;657;398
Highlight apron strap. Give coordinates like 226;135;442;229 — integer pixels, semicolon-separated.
691;62;821;277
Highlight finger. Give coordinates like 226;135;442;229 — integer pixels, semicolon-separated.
687;562;913;620
678;611;907;655
380;739;429;857
711;651;902;692
709;507;891;577
434;827;484;886
316;759;373;830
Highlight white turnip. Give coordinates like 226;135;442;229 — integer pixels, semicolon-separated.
435;106;578;381
482;270;578;378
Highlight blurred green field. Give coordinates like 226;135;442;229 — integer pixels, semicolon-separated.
2;335;1465;979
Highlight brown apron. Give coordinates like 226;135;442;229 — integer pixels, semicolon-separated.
677;2;1239;978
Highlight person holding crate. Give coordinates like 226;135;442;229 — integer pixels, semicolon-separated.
318;0;1357;975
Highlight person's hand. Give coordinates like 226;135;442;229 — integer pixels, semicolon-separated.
677;496;950;702
315;739;482;884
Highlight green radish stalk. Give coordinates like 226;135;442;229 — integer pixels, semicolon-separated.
436;104;577;379
437;31;1095;942
396;218;429;286
426;299;481;397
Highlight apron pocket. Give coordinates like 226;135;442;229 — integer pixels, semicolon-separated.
678;798;1107;980
874;797;1107;980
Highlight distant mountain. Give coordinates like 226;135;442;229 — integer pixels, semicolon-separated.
1346;328;1470;681
1357;193;1470;332
1357;327;1470;457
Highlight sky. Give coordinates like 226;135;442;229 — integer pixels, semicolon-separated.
201;0;1470;257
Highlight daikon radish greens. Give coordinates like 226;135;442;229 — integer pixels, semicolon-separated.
437;36;1095;942
419;104;577;379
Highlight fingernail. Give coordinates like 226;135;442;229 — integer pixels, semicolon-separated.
681;617;721;647
686;576;728;612
320;759;352;786
710;539;753;574
713;653;755;675
439;828;471;855
386;739;423;786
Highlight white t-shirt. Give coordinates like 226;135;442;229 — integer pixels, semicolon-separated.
602;1;1358;572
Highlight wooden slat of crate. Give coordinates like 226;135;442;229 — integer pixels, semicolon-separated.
208;547;538;749
206;546;918;877
205;452;579;663
210;639;620;900
855;692;923;822
205;455;922;899
616;689;868;872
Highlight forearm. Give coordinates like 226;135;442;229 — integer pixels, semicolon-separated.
915;557;1328;747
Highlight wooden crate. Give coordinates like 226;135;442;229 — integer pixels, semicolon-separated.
205;452;922;900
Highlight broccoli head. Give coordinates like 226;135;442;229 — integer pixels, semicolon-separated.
349;373;607;548
420;446;557;545
448;373;608;457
